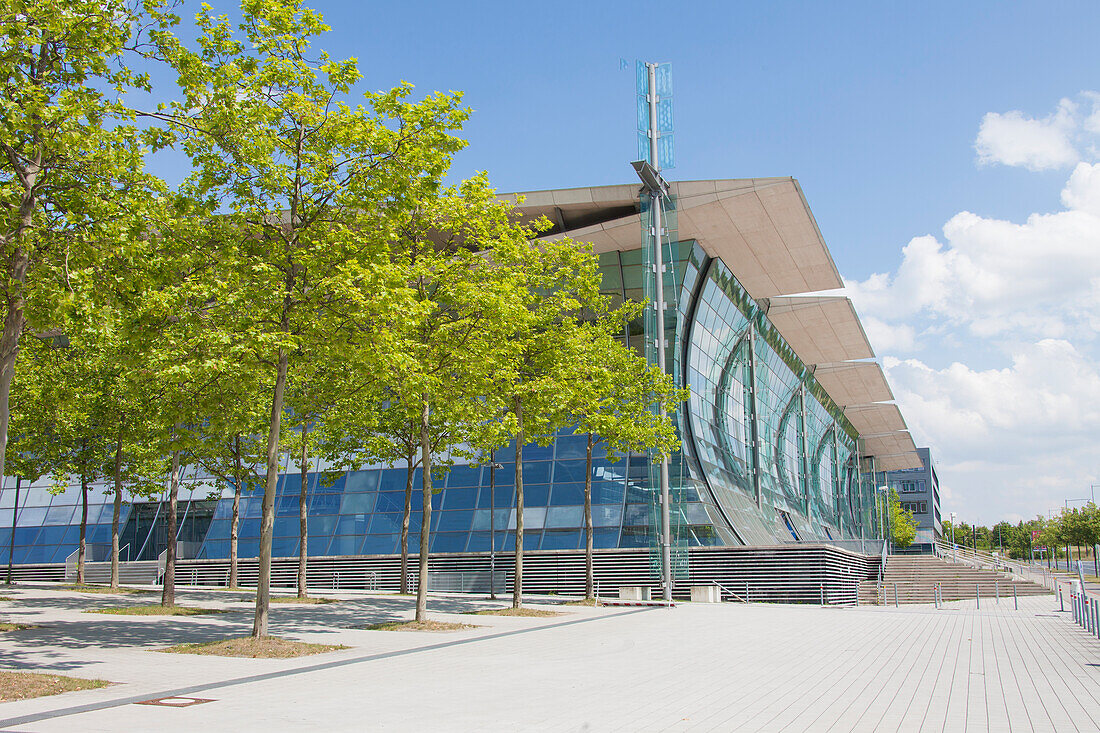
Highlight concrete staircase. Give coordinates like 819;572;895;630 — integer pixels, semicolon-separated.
858;554;1051;605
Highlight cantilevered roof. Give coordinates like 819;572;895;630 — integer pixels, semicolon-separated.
812;362;894;408
505;177;843;299
843;403;908;438
759;296;875;365
503;178;921;470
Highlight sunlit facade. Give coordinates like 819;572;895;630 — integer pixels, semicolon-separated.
0;179;922;565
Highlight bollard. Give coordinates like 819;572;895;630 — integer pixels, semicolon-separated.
1060;587;1064;613
745;582;749;603
976;584;980;610
1014;584;1018;611
820;582;824;607
894;583;899;608
996;581;1000;604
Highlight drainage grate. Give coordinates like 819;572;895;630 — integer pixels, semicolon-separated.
135;696;214;707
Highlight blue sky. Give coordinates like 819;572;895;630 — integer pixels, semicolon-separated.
156;1;1100;523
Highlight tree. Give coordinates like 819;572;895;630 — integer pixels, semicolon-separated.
565;317;685;600
491;236;610;609
0;0;170;499
158;0;468;637
888;489;918;548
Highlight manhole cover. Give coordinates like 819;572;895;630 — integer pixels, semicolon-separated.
135;696;214;707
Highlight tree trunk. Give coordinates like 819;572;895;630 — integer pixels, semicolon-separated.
0;248;30;497
229;434;242;589
584;432;594;600
253;347;288;638
111;434;123;589
298;426;308;599
400;445;414;594
7;476;19;584
77;447;88;586
161;450;181;607
513;396;524;610
415;397;431;622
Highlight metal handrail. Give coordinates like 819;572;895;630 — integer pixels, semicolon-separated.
711;579;747;603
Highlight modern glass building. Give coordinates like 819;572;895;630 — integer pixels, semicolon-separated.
0;178;922;566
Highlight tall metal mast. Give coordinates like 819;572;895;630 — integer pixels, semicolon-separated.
632;61;673;602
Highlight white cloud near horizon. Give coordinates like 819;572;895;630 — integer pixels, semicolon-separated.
847;94;1100;522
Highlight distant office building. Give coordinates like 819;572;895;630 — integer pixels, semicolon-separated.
882;447;941;552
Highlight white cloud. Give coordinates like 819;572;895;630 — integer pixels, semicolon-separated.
975;98;1079;170
845;161;1100;349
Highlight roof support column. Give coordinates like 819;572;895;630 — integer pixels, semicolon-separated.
799;384;810;523
746;324;763;507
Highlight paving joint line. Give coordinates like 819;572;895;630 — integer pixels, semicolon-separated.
0;606;654;729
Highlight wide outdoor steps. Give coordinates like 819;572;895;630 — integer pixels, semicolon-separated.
858;555;1051;605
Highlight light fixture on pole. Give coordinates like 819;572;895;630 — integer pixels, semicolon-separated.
632;61;675;604
486;454;503;600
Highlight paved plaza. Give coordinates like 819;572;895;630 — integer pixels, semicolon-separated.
0;586;1096;732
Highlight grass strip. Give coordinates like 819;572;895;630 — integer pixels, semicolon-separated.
270;596;338;605
159;636;347;658
0;622;36;631
61;585;151;595
360;620;479;632
472;607;565;617
85;605;230;616
0;671;108;702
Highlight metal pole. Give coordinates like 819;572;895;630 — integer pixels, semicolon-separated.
646;62;673;604
6;476;17;585
893;582;898;608
976;584;980;610
1013;584;1017;610
995;581;999;604
488;451;496;600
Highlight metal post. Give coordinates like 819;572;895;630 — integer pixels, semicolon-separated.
893;582;898;608
746;325;763;509
645;62;673;604
819;582;824;606
1059;586;1064;612
995;581;999;604
1013;584;1018;611
976;584;980;610
488;452;497;600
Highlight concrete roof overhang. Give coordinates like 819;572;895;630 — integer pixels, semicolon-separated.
812;361;895;408
758;296;875;365
502;178;922;471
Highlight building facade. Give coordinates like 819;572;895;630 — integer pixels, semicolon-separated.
0;179;922;566
881;446;941;552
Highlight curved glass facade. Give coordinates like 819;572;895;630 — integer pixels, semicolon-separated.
0;238;879;566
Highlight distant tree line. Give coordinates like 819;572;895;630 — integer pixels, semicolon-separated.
943;503;1100;568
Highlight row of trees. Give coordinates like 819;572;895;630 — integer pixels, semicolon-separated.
0;0;684;637
944;503;1100;568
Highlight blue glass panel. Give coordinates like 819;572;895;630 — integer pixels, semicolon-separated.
271;536;298;557
379;468;420;492
554;434;589;459
334;515;369;536
494;464;515;486
237;539;259;557
240;497;262;519
345;470;380;492
435;510;473;532
200;540;229;559
623;504;649;526
626;485;652;504
310;494;341;515
491;487;515;509
17;506;47;525
273;517;298;537
35;525;71;545
368;513;404;534
87;524;111;543
339;492;375;514
307;515;336;536
550;483;585;505
545;506;583;528
466;531;491;552
494;444;515;462
431;533;468;553
317;472;346;492
541;530;580;550
327;535;363;555
43;504;75;525
374;492;408;513
443;487;477;509
0;528;11;547
593;505;623;527
593;528;619;548
213;499;234;520
205;520;230;541
620;527;649;547
238;519;261;539
553;460;589;484
592;481;625;505
446;465;482;487
523;462;552;484
361;534;397;555
523;484;550;506
524;444;554;461
430;491;443;510
13;527;41;545
275;494;300;517
520;531;541;550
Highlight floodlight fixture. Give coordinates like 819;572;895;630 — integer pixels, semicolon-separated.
631;159;670;197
